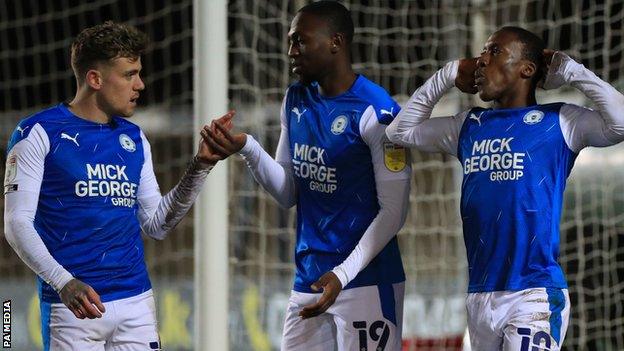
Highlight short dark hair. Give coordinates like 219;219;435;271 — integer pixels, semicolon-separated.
71;21;149;83
498;26;546;82
298;1;354;44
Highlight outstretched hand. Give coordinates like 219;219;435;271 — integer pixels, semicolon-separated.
196;110;236;166
59;279;106;319
298;271;343;319
200;115;247;160
455;57;479;94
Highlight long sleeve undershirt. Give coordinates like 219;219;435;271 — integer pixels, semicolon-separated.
386;52;624;154
239;97;411;288
4;127;210;293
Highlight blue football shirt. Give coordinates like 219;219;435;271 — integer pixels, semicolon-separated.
283;75;408;293
457;103;577;292
6;103;151;303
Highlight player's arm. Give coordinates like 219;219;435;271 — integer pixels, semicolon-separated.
136;112;235;239
385;60;474;156
542;51;624;151
4;123;104;319
299;106;411;319
201;95;297;208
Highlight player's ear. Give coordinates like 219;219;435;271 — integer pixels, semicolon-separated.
330;33;344;54
85;69;102;90
520;61;537;80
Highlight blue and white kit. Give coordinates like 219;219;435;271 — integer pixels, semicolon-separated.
4;103;210;350
239;75;411;350
387;52;624;350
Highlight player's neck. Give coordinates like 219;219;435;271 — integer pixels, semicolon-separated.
68;90;112;124
317;64;356;97
494;90;537;109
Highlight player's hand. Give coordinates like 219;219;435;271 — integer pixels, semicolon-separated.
542;49;557;71
196;110;236;166
456;57;479;94
539;49;564;90
200;117;247;159
59;279;105;320
299;272;343;319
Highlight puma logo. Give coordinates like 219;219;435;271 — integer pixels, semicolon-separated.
380;107;394;117
292;107;307;123
16;125;30;137
61;132;80;147
469;112;483;126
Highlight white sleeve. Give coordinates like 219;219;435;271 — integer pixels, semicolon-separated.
4;123;74;292
331;107;411;287
136;131;161;224
386;60;467;156
546;53;624;152
237;96;297;208
137;131;212;240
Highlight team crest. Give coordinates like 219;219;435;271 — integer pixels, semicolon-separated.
523;110;544;125
383;142;407;172
331;115;348;135
4;153;18;193
119;134;136;152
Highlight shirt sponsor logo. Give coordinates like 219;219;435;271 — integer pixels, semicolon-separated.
119;134;136;152
75;163;138;207
292;143;338;194
523;110;544;125
464;137;525;181
383;142;407;172
330;115;348;135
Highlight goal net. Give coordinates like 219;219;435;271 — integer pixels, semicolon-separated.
1;1;623;350
228;1;624;350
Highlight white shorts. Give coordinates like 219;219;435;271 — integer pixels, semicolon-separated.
280;282;404;351
466;288;570;351
41;290;160;351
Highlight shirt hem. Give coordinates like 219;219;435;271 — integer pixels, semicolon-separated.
467;281;568;293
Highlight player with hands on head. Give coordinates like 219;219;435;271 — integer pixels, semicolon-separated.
203;2;411;350
4;21;231;350
386;26;624;351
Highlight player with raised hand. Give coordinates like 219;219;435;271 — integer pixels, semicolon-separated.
3;21;230;350
202;1;410;350
386;26;624;350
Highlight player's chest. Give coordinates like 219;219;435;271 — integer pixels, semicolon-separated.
460;109;562;159
44;127;144;184
287;104;368;166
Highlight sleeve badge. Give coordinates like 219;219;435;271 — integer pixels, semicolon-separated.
383;142;407;172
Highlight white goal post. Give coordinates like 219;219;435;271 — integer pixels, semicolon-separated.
194;0;229;350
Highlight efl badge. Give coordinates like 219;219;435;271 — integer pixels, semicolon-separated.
119;134;136;152
4;153;18;193
523;110;544;125
331;115;348;135
383;142;407;172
